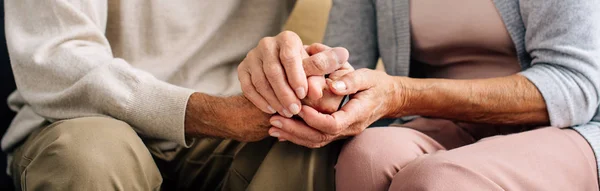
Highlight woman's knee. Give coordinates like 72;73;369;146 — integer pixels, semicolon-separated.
337;127;443;169
389;153;501;191
335;127;444;190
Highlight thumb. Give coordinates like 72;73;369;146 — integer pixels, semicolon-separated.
327;69;376;95
302;47;349;76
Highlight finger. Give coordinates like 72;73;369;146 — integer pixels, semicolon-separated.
297;105;345;135
238;69;276;114
249;60;288;117
307;76;327;99
306;43;331;55
262;59;302;117
327;62;355;80
276;31;308;99
302;47;349;76
327;68;378;95
269;128;329;148
269;116;333;148
259;38;302;117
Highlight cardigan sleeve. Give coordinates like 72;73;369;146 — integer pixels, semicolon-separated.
519;0;600;127
323;0;379;70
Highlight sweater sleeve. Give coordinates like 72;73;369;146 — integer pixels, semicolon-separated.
519;0;600;127
5;0;195;146
323;0;379;70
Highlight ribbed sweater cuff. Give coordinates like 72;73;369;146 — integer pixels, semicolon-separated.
520;67;572;128
125;78;195;147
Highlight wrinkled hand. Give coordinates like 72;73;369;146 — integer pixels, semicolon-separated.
185;93;272;142
301;61;355;114
238;31;349;118
268;69;402;148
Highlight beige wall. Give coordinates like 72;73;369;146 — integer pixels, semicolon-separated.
284;0;385;70
284;0;332;45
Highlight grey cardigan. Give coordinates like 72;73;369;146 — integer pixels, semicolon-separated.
323;0;600;177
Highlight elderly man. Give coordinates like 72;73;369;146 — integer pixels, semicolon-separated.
3;0;346;190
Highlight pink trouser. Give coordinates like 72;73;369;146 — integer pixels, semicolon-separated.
335;119;599;190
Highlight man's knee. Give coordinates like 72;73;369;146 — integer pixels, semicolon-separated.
45;117;143;153
44;117;149;167
22;117;161;189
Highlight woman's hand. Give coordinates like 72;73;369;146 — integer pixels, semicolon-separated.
301;62;355;114
267;69;403;148
237;31;349;118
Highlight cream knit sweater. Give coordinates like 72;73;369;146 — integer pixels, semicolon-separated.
2;0;294;151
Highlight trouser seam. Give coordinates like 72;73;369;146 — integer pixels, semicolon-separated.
230;168;250;185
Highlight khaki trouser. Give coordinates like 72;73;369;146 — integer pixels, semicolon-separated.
10;117;342;191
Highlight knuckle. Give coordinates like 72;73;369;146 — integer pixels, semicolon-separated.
264;65;284;79
258;38;275;52
245;49;255;58
254;82;271;93
309;55;328;72
258;37;274;46
279;30;299;39
317;134;330;143
240;84;255;94
237;62;246;73
280;50;298;65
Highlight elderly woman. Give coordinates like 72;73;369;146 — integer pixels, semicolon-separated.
239;0;600;190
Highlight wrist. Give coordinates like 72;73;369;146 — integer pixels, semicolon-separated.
185;92;217;136
386;76;414;118
185;93;271;140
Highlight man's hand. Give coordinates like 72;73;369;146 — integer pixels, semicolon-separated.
238;31;349;118
267;69;403;148
185;93;272;142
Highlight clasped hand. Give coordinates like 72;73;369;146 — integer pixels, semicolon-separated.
238;31;399;148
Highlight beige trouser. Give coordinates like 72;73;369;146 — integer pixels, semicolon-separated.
10;117;342;191
336;120;599;190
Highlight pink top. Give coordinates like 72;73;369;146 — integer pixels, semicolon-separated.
406;0;525;144
410;0;520;79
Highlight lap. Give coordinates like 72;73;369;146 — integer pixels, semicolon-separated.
11;117;162;190
393;127;598;190
146;122;341;191
13;117;336;191
344;126;598;190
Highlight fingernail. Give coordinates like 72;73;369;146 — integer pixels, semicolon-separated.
270;131;280;138
267;106;276;114
295;87;306;99
333;81;347;91
289;103;300;114
271;120;283;128
279;139;287;142
333;48;349;62
282;109;293;118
